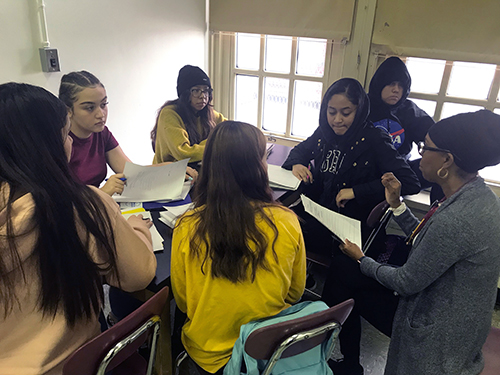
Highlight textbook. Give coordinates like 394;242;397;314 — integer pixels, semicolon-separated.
158;202;194;228
268;164;301;191
301;194;362;249
113;159;190;203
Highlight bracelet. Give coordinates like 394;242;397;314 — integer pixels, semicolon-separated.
357;256;367;264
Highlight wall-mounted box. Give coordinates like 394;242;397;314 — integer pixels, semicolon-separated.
39;48;60;72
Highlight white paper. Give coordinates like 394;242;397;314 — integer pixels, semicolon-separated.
301;194;362;249
121;211;164;252
114;159;189;202
267;164;300;191
159;203;195;228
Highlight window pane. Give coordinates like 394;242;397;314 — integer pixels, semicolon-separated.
479;165;500;182
406;57;446;94
440;102;484;120
494;108;500;114
296;37;327;77
235;75;259;126
236;33;260;71
408;98;437;118
265;35;292;74
262;77;289;133
291;80;322;138
447;61;496;100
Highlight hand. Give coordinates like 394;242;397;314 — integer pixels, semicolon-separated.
292;164;313;183
101;173;126;196
336;188;355;208
381;172;402;208
127;214;153;229
339;239;364;262
185;166;198;183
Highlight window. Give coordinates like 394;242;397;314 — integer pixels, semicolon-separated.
233;33;334;140
402;57;500;181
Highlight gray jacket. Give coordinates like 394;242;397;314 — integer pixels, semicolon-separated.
361;177;500;375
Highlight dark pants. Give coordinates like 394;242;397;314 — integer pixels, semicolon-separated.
322;251;399;372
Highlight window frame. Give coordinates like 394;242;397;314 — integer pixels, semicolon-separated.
210;32;346;143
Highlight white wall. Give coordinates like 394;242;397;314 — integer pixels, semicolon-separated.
0;0;207;165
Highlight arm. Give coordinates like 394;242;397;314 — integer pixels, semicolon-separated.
106;145;132;174
352;130;420;205
171;221;188;313
94;188;157;291
360;217;471;296
155;108;206;162
400;100;435;144
285;230;307;303
281;127;322;170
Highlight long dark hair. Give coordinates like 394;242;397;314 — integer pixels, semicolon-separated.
58;70;104;109
178;121;285;283
150;89;215;151
0;83;119;326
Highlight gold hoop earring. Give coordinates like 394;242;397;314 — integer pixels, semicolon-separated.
437;167;449;179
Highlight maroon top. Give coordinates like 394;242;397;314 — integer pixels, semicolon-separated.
68;126;119;187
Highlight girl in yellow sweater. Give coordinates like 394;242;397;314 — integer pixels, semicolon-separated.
171;121;306;374
151;65;226;168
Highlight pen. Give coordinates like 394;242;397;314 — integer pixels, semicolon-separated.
105;177;127;181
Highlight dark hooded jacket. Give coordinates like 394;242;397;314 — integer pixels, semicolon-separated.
368;57;435;160
283;78;420;239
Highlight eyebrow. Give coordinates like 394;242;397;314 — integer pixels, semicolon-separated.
79;97;108;105
328;105;353;111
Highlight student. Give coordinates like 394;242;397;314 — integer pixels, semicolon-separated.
282;78;420;375
151;65;226;169
59;71;196;196
171;121;306;374
0;82;156;375
340;110;500;375
368;56;443;201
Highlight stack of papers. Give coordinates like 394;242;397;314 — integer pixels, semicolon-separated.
301;195;362;249
268;164;300;191
121;210;164;252
159;203;195;228
114;159;190;203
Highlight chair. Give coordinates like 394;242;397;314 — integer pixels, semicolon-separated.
305;200;393;298
244;298;355;375
480;326;500;375
63;286;169;375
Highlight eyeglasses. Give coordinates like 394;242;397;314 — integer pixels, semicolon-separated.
190;87;213;98
417;141;452;156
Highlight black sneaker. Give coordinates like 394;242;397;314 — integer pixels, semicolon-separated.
327;359;364;375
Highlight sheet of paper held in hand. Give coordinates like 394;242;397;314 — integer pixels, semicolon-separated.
301;194;362;249
114;159;189;202
121;211;164;252
268;164;301;190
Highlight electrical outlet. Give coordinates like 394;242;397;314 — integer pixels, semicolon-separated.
39;48;60;72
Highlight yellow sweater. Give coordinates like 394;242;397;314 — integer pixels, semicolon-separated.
152;106;226;164
171;206;306;373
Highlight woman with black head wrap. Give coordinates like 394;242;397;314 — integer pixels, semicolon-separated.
341;110;500;375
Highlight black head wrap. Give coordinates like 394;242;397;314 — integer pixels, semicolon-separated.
368;57;411;121
428;110;500;173
319;78;370;147
176;65;211;97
